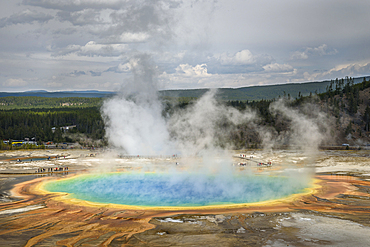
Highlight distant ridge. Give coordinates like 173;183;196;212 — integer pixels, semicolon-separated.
0;90;115;98
160;76;370;101
24;90;48;93
1;76;369;101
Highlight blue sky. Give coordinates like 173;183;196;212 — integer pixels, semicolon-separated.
1;0;370;91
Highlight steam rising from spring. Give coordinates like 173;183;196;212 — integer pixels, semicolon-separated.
102;55;331;160
268;100;331;156
102;55;174;155
102;54;257;158
99;55;331;205
168;89;256;156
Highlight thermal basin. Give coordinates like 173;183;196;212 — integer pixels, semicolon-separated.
43;171;312;208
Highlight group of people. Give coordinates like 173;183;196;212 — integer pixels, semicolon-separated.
257;162;272;167
239;154;254;159
36;167;69;173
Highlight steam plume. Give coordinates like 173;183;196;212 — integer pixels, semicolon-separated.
268;99;331;155
101;54;174;155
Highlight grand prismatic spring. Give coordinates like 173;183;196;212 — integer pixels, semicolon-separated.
42;170;311;208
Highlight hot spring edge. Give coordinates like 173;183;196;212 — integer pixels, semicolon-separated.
40;172;316;209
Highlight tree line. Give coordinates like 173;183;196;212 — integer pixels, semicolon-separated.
0;96;103;110
0;107;105;149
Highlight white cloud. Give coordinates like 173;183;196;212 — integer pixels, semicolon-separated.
119;32;150;43
291;44;338;60
234;50;254;64
303;62;370;81
263;63;294;73
290;52;308;60
211;50;274;71
324;62;370;77
159;62;300;89
53;41;127;57
215;50;255;65
175;64;211;77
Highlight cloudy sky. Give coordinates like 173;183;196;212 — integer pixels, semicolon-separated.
1;0;370;92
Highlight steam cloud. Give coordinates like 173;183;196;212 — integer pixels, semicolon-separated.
102;54;174;155
268;100;331;155
100;55;330;204
102;58;330;159
102;54;257;158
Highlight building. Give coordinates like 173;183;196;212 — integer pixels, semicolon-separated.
51;125;77;133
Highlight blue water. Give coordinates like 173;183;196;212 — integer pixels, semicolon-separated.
21;158;49;162
44;172;309;207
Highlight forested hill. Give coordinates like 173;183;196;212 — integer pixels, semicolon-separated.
161;81;330;100
316;76;370;145
161;76;370;100
0;90;114;98
1;76;370;102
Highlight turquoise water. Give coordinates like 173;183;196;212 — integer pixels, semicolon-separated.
44;172;309;207
21;157;49;162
